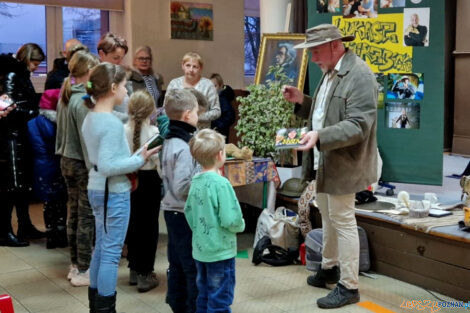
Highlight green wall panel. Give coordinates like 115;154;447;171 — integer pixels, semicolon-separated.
307;0;444;185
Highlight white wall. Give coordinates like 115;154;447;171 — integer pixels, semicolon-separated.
123;0;245;89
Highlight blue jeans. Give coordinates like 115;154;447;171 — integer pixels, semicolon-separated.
88;190;130;296
195;258;235;313
164;210;197;313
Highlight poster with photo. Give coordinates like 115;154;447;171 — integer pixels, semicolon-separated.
317;0;341;13
375;73;386;109
403;8;430;47
342;0;378;18
387;73;424;100
385;102;420;129
380;0;405;8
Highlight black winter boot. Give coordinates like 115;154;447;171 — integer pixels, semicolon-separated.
88;287;98;313
95;292;117;313
17;223;45;239
307;265;340;288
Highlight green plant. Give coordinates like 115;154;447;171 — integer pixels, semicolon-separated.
236;64;297;160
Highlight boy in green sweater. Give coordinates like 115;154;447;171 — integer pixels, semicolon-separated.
185;129;245;312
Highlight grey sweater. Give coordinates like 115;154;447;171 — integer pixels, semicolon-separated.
161;136;199;213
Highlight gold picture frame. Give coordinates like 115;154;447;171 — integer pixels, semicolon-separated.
254;33;309;90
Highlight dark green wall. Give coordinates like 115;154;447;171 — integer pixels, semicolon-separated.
307;0;446;185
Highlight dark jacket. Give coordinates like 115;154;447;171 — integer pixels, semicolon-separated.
127;70;164;107
211;85;236;140
44;57;69;90
27;111;67;201
0;53;39;192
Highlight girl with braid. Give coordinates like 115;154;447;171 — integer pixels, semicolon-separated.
124;90;162;292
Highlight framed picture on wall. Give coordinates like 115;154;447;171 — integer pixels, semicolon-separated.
254;33;309;90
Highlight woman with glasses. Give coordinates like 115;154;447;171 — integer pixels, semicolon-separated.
128;46;164;108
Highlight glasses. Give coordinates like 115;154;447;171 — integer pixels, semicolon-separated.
137;57;151;62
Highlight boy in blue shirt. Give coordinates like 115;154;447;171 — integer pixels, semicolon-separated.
161;88;200;312
185;129;245;313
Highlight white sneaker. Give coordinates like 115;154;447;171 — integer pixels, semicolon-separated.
70;269;90;287
67;264;79;280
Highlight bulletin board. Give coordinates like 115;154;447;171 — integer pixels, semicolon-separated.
307;0;446;185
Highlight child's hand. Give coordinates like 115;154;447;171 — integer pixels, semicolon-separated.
141;144;161;160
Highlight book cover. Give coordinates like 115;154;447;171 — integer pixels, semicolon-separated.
275;127;308;149
132;133;164;156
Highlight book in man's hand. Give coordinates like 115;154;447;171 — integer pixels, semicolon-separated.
275;127;308;149
132;133;165;156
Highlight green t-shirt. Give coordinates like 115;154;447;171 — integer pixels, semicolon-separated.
185;171;245;262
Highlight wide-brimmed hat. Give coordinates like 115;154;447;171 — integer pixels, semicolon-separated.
294;24;355;49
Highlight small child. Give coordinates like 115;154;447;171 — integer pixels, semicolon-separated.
185;129;245;313
124;90;161;292
161;88;200;312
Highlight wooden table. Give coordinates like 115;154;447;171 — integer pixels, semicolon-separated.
276;194;470;301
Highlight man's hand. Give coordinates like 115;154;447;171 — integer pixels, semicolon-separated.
282;85;304;104
296;130;319;151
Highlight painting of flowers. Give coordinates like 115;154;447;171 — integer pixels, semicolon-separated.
171;2;213;41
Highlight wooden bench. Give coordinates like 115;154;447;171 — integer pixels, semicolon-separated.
276;194;470;301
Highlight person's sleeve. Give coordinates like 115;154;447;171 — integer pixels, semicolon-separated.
294;95;313;120
74;103;92;169
96;122;144;176
184;187;195;230
198;84;221;123
317;72;377;152
172;147;198;200
217;181;245;233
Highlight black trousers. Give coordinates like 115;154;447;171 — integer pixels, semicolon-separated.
0;189;33;236
126;170;161;275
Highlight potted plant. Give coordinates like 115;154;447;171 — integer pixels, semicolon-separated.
236;65;304;183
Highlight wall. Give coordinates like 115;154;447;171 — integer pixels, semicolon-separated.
453;0;470;156
122;0;245;89
307;0;449;185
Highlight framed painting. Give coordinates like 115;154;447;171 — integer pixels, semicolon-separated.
170;2;213;41
254;33;309;90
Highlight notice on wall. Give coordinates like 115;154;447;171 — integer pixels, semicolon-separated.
332;13;413;73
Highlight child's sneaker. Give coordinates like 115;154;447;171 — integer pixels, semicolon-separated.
67;264;79;280
70;269;90;287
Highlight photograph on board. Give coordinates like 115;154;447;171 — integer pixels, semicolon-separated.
403;7;430;47
385;102;420;129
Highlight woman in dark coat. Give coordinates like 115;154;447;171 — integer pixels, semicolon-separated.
0;43;46;247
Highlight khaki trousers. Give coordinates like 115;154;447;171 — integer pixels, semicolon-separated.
316;193;359;290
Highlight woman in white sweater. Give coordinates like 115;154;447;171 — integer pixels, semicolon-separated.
166;52;220;129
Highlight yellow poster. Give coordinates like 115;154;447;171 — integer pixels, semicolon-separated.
332;14;412;73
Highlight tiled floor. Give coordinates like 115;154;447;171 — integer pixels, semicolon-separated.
1;202;465;313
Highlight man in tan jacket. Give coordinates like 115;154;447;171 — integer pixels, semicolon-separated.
283;24;377;309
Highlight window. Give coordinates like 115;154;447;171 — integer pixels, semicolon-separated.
244;16;260;77
0;2;111;91
63;7;108;54
0;2;47;74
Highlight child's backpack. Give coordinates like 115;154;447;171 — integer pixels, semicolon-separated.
305;226;370;272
